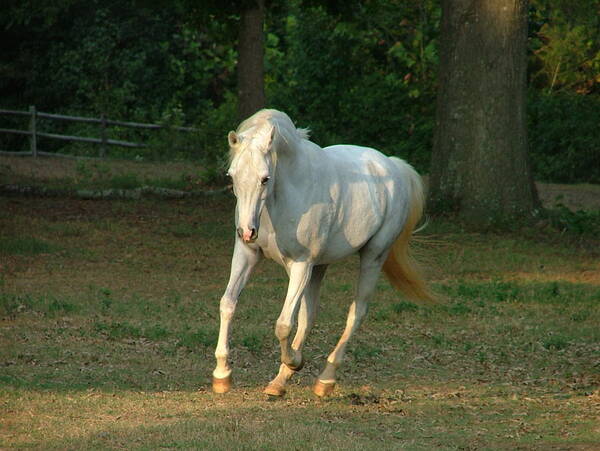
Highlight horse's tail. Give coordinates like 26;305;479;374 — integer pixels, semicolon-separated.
382;157;436;304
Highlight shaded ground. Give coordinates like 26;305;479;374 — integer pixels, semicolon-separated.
2;156;600;210
0;155;201;183
0;156;207;192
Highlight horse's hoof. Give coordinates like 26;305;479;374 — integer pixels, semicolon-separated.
313;380;335;397
263;382;286;397
285;355;305;372
212;375;232;394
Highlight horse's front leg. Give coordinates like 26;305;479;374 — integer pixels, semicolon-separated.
212;239;261;393
264;261;312;396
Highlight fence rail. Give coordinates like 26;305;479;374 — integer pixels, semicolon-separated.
0;106;197;159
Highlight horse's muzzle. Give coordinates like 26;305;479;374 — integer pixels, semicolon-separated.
237;227;258;243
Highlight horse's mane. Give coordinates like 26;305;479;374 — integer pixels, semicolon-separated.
230;109;310;161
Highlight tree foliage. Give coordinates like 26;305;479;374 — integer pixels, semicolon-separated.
0;0;598;184
268;0;440;170
529;0;600;94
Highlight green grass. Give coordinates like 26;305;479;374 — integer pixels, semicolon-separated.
70;161;203;191
0;293;79;317
0;236;62;255
1;157;207;193
1;195;599;449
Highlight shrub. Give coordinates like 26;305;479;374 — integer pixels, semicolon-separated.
528;92;600;183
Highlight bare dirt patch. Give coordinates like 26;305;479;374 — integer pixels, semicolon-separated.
536;182;600;211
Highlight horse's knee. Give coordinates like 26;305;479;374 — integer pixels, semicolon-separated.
275;321;292;341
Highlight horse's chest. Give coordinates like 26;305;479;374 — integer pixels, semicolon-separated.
257;205;331;264
256;233;284;263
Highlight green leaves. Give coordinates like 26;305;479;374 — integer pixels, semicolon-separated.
529;0;600;94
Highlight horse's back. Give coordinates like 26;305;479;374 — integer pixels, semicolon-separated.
322;144;408;200
323;144;395;169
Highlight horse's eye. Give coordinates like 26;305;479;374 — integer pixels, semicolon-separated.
261;176;270;185
225;172;231;178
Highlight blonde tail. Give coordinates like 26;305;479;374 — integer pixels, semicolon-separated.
382;159;436;303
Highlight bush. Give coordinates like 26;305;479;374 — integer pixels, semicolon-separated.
267;3;438;174
528;92;600;183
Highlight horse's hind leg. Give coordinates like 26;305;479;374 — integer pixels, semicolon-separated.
314;253;385;397
292;265;327;361
265;265;327;397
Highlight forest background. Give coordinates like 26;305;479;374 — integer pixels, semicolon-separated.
1;0;599;184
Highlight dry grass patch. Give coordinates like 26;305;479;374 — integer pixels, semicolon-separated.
2;384;599;449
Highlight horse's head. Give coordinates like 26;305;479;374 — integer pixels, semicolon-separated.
227;123;275;243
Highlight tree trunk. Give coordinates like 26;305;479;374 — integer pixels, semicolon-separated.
237;0;266;120
428;0;540;225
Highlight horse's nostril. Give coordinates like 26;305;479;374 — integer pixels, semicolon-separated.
237;227;243;238
250;228;258;240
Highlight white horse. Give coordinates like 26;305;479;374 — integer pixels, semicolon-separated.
212;109;433;397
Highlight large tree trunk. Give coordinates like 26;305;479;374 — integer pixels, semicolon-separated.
237;0;266;120
428;0;539;225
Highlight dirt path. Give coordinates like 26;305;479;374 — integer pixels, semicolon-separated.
536;182;600;211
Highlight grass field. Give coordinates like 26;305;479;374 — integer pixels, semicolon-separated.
1;159;600;449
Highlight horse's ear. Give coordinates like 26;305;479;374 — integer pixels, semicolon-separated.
228;131;239;147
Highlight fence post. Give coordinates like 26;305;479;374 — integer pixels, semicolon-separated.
100;114;107;158
29;105;37;157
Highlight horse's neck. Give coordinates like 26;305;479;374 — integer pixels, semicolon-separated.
278;140;314;184
271;140;320;206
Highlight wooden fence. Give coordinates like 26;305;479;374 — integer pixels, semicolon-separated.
0;106;197;159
